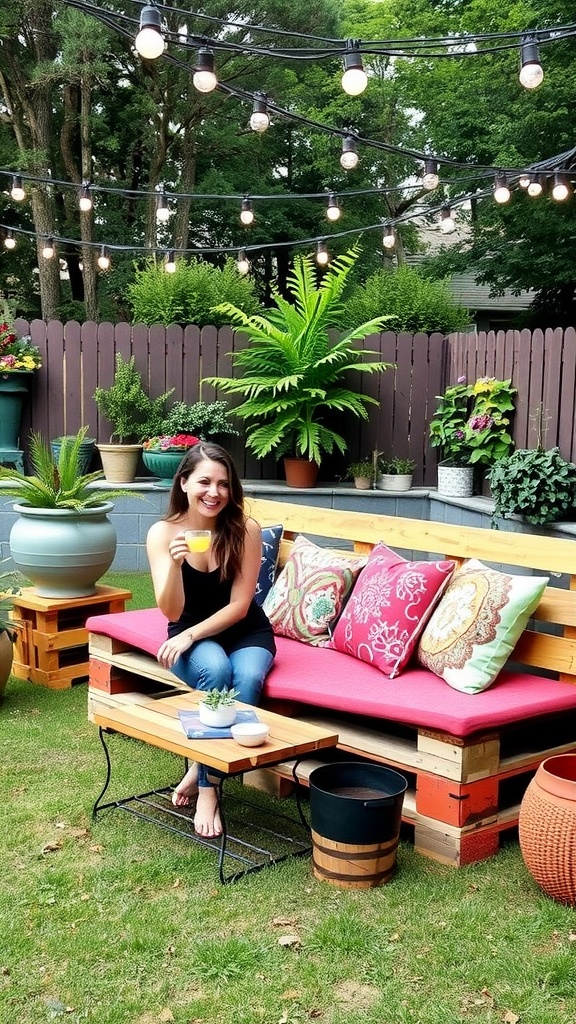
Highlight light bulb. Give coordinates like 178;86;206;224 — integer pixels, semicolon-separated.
193;48;217;93
249;93;269;132
552;174;572;202
10;175;25;202
440;207;454;233
42;237;55;259
422;159;439;191
79;184;92;212
527;173;543;197
316;242;329;266
519;40;543;89
156;194;170;222
518;173;531;189
240;198;254;225
97;246;110;271
382;226;395;249
341;40;367;96
237;250;250;275
165;250;176;273
135;5;165;60
326;193;341;222
340;135;359;170
3;231;16;250
493;173;511;204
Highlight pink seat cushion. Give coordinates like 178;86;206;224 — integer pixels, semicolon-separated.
86;609;576;738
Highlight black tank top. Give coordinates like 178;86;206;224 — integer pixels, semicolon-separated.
167;561;275;655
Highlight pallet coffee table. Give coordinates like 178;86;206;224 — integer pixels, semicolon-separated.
88;687;339;883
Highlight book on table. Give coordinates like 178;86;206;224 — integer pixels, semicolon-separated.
178;708;260;739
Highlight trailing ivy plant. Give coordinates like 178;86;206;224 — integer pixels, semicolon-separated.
489;447;576;526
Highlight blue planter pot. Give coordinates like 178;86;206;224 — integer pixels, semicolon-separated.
142;449;186;488
0;370;33;448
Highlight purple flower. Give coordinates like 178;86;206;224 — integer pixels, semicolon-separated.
454;429;465;440
457;375;466;383
469;414;493;432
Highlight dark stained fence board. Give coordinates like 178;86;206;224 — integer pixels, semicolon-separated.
559;327;576;462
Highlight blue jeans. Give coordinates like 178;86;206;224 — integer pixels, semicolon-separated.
171;640;275;788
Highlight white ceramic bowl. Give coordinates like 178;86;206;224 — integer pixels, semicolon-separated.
230;722;270;747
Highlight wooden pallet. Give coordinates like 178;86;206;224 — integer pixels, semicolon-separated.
12;586;132;689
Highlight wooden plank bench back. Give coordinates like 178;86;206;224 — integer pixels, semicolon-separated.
245;497;576;684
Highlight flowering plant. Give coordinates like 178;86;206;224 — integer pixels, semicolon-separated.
0;321;42;373
143;433;200;451
429;377;516;468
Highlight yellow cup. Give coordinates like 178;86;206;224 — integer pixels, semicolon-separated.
184;530;211;553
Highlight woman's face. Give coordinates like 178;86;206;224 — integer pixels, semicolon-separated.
181;458;230;520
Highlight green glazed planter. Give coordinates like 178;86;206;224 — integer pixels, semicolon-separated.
142;449;186;488
0;370;33;448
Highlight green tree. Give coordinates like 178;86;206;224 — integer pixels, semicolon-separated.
343;264;470;333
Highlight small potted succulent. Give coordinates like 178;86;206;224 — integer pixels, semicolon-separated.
198;687;240;728
376;455;415;491
347;458;374;490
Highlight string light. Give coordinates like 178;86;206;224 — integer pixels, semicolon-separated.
527;173;544;197
340;135;359;170
10;175;25;202
156;190;170;223
326;193;341;222
519;39;543;90
316;241;329;265
249;93;270;132
551;173;572;201
240;198;254;225
518;172;531;188
97;245;111;270
440;206;454;233
493;173;511;204
79;183;93;212
192;47;217;93
341;40;367;96
42;237;55;259
422;159;439;191
237;249;250;275
3;230;16;250
164;249;176;273
382;224;395;249
135;5;165;60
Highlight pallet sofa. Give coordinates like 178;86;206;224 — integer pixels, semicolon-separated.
87;497;576;867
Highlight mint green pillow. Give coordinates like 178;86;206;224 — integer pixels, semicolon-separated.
417;559;548;693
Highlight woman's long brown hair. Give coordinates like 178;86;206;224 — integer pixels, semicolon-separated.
164;442;246;580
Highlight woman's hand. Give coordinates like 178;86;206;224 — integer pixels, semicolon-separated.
168;531;189;567
157;630;194;669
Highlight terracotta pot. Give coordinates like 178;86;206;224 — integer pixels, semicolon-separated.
519;754;576;906
283;457;319;488
0;630;14;697
354;476;372;490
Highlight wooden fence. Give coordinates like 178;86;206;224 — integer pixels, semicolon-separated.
12;320;576;486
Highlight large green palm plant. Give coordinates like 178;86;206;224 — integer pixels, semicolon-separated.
206;245;393;464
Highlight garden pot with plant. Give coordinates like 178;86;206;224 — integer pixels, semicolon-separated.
376;455;415;491
198;686;239;728
0;427;127;598
489;447;576;526
0;306;42;451
93;354;173;483
205;244;393;487
347;459;374;490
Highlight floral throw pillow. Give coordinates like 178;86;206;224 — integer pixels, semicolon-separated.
329;543;455;677
417;559;549;693
254;525;284;606
262;534;367;646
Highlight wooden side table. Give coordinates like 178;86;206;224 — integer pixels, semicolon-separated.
11;585;132;689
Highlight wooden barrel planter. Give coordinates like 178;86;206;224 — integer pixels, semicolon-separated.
309;762;407;889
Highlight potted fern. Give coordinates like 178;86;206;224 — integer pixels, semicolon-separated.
205;244;392;487
0;427;124;598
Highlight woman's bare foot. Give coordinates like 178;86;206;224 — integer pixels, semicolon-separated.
171;762;199;807
194;785;223;838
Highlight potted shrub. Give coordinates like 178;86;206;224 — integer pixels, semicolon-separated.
205;244;393;488
376;455;415;491
93;354;173;483
0;305;42;453
0;427;125;598
489;447;576;527
160;399;239;442
198;686;239;728
429;377;516;497
347;459;374;490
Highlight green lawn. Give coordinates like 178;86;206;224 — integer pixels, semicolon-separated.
1;574;575;1024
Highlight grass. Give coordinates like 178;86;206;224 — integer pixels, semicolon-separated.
2;575;576;1024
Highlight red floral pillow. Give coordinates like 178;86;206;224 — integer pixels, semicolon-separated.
329;543;455;677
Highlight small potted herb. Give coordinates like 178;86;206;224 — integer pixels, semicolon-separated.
198;686;240;728
376;455;415;491
347;459;374;490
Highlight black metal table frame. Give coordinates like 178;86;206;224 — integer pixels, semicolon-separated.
92;726;312;884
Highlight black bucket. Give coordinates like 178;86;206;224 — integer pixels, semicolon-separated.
309;762;408;888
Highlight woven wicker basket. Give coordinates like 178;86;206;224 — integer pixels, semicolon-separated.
518;754;576;906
